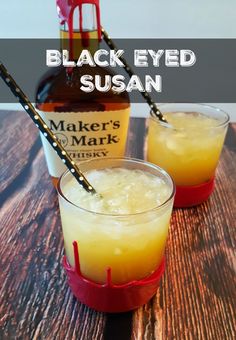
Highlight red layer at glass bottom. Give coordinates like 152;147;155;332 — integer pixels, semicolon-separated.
174;176;215;208
63;252;165;313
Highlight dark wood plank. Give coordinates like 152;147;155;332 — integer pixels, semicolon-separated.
132;123;236;340
0;111;41;199
0;111;106;340
0;111;235;340
104;313;133;340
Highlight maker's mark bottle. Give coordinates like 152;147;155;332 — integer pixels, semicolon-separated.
36;0;130;187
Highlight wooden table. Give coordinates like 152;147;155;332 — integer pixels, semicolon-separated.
0;111;235;340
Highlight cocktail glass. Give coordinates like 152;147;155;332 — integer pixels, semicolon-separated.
57;158;175;312
147;103;229;207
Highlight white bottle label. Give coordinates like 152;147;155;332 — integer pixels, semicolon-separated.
39;108;130;178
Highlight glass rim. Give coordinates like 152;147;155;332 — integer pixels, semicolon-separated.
150;103;230;129
57;157;175;218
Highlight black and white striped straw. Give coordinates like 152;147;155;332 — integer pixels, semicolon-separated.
0;62;96;194
101;27;168;124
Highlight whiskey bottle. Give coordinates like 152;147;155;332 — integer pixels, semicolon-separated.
36;0;130;187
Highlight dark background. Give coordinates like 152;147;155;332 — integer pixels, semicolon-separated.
0;39;235;103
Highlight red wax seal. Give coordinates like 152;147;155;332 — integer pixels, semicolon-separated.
57;0;102;45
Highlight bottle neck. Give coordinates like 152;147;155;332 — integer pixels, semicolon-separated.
60;4;99;59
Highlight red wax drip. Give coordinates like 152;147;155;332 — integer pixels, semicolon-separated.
73;241;81;275
57;0;102;55
106;267;112;287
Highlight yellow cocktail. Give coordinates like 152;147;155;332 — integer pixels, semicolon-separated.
147;104;229;206
58;158;174;284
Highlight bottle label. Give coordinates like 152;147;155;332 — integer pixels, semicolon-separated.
39;108;130;178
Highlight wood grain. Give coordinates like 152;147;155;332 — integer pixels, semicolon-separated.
132;123;236;340
0;111;235;340
0;111;106;340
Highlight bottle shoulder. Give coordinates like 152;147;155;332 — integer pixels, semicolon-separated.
36;66;130;112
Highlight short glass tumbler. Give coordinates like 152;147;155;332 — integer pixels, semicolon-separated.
57;158;175;312
147;103;229;207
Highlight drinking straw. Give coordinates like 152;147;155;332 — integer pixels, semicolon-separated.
0;62;96;194
101;27;168;124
